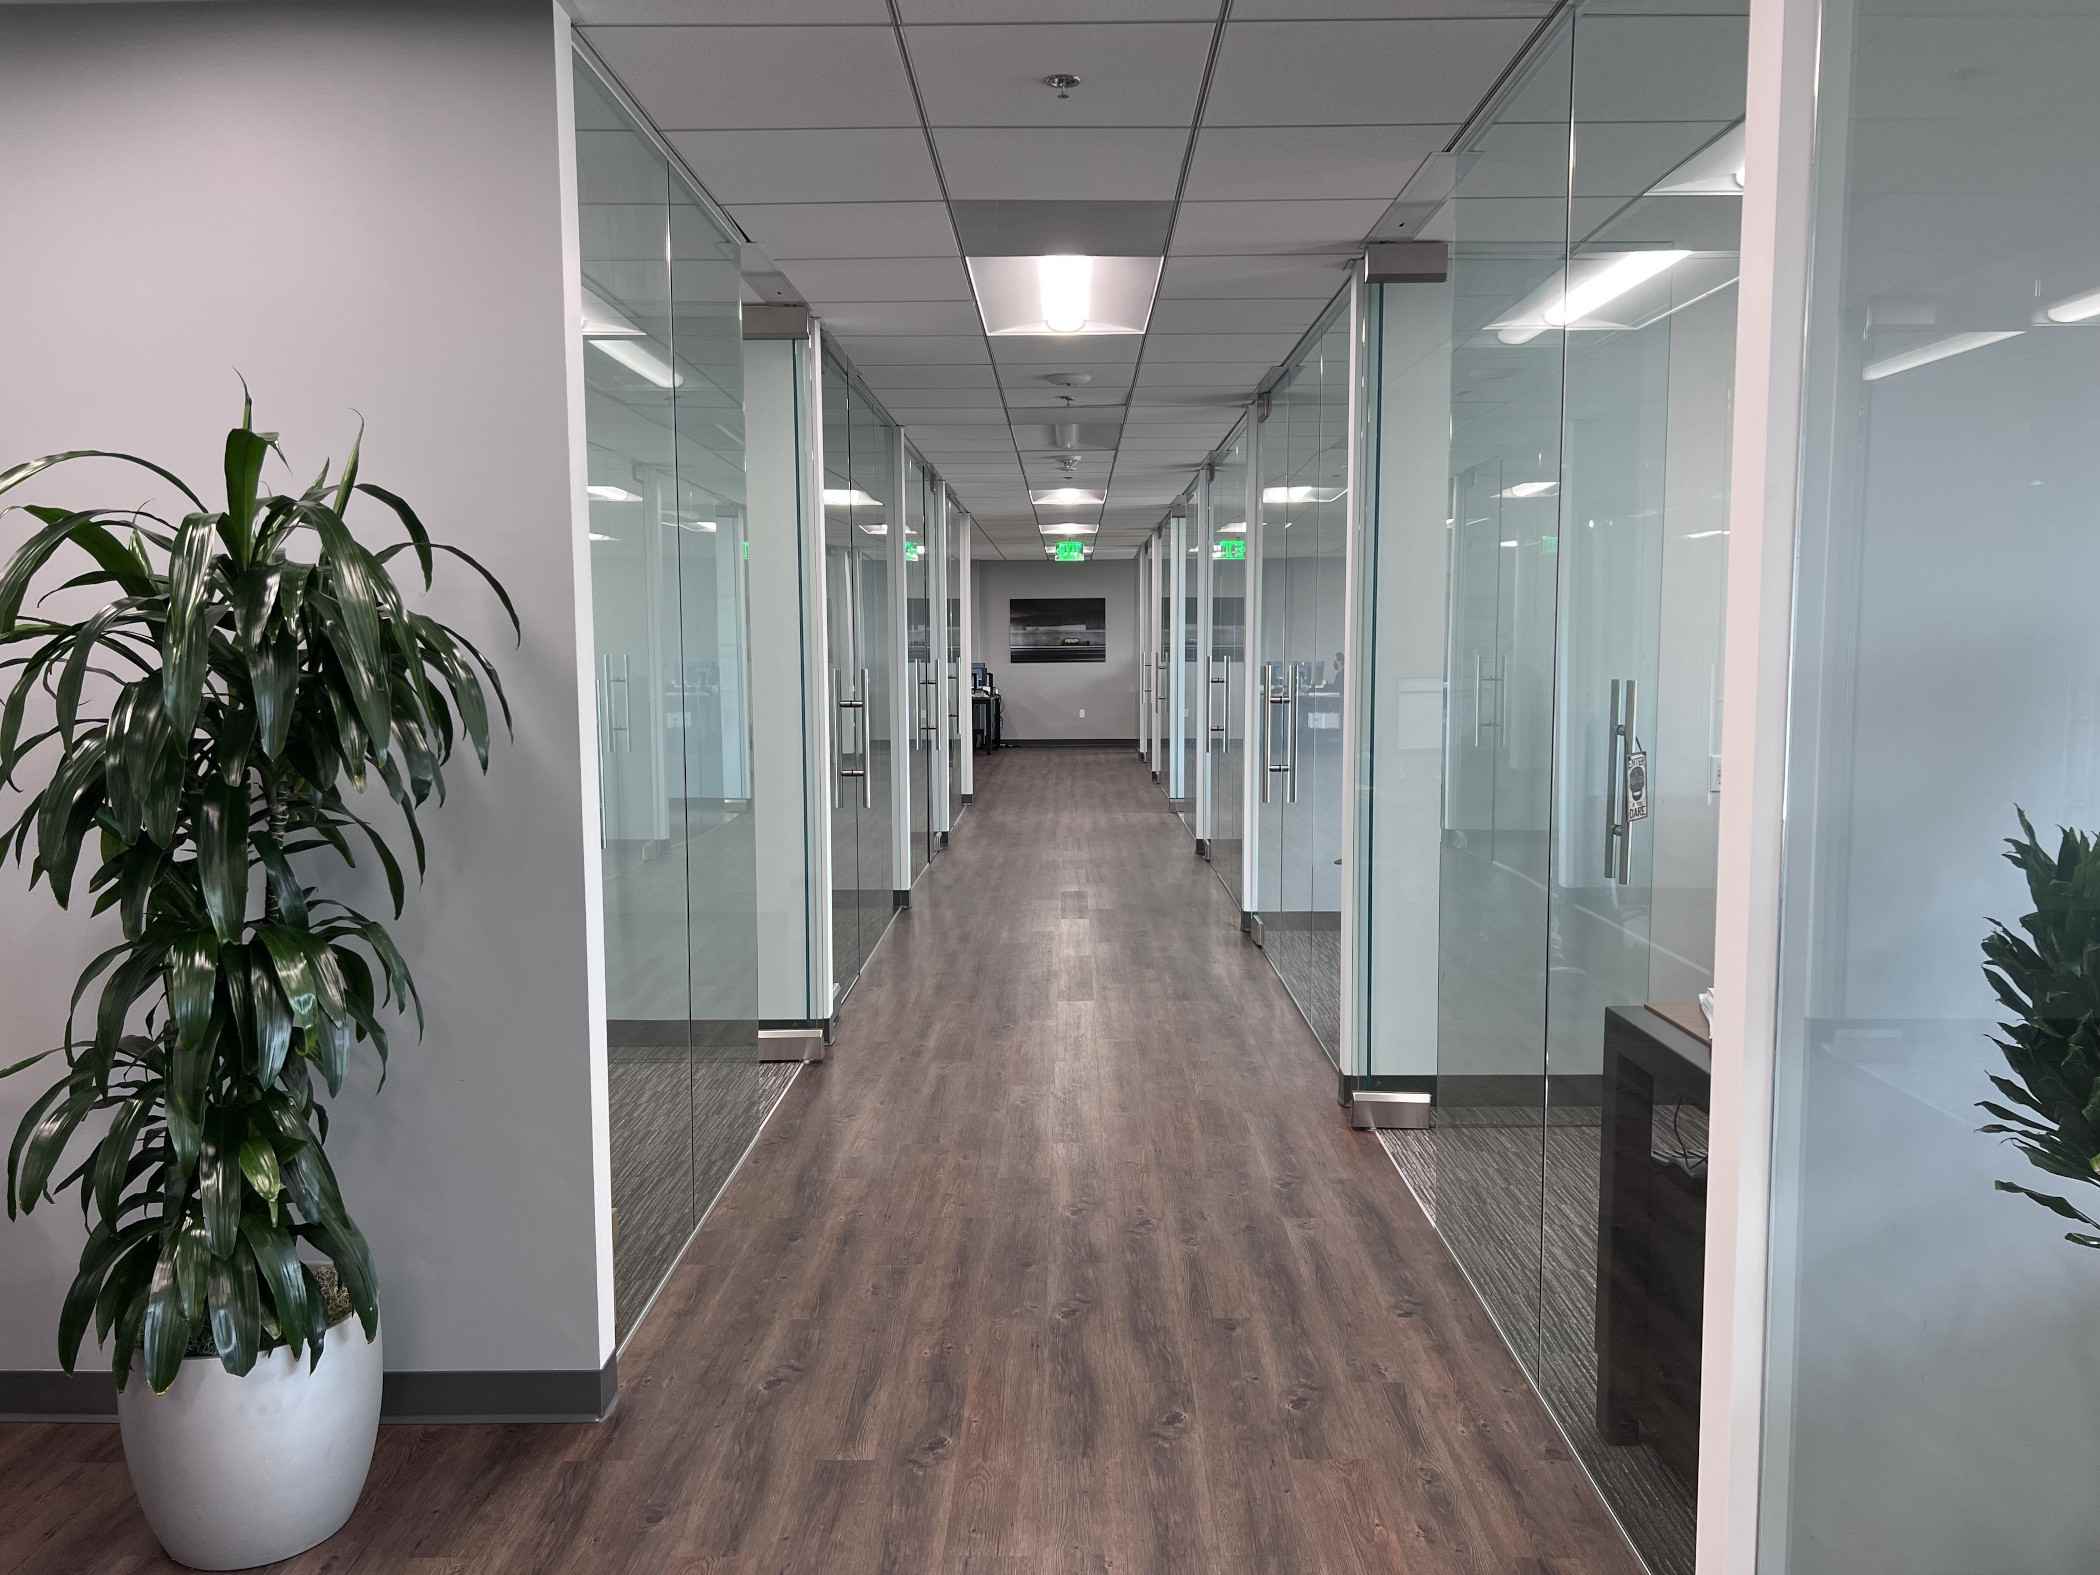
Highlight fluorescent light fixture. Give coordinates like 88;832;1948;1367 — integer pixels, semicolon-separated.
1499;481;1558;499
1218;520;1247;534
589;336;683;390
1862;330;2023;382
662;518;719;533
588;485;643;503
1040;522;1098;536
1650;123;1748;197
2040;285;2100;325
1683;529;1729;540
823;488;881;507
967;255;1162;337
588;532;617;543
1032;487;1104;506
1261;486;1344;505
857;523;889;537
1491;250;1692;344
580;285;645;339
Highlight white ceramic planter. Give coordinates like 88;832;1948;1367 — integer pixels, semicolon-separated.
117;1317;382;1571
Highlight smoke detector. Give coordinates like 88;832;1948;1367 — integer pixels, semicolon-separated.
1043;372;1094;388
1043;73;1082;99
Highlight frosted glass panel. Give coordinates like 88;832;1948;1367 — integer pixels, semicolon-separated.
1759;4;2100;1570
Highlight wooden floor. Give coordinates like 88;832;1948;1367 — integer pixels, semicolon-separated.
0;749;1638;1574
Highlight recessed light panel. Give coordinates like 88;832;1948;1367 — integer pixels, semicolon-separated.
1032;487;1105;507
967;255;1163;337
1039;522;1098;536
1261;486;1345;505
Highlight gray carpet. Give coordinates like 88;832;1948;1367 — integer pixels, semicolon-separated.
609;1050;800;1343
1381;1103;1703;1575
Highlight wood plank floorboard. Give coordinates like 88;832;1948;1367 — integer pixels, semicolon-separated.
0;748;1637;1574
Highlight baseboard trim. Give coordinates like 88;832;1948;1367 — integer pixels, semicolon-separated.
1003;737;1139;750
0;1354;618;1424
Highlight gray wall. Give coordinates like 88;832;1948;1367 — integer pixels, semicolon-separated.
973;558;1139;743
0;0;612;1385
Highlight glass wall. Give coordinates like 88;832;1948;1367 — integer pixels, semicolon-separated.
820;350;898;992
1758;3;2100;1570
1256;296;1355;1061
1367;6;1747;1572
1209;427;1251;905
574;56;775;1344
1175;492;1199;825
904;454;933;879
944;493;964;834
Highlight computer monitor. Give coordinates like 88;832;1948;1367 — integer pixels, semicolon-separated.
972;661;990;690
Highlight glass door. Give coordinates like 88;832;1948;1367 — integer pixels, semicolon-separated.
847;378;897;944
944;493;964;834
1209;431;1249;904
821;351;866;996
904;456;933;879
1155;527;1172;788
1175;494;1198;825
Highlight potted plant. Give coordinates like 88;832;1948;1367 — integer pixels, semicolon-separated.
0;391;515;1570
1980;808;2100;1250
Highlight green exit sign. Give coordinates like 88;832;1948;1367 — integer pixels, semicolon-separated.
1054;540;1086;562
904;541;922;561
1214;538;1247;560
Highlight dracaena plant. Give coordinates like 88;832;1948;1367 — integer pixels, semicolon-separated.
1980;808;2100;1249
0;390;516;1393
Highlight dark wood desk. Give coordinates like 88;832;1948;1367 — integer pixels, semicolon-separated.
1595;1002;1711;1487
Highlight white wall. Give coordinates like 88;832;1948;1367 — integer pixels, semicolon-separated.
972;558;1139;743
0;0;611;1386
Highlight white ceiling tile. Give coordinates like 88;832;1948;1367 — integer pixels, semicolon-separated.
900;0;1213;15
908;23;1212;127
860;364;1001;390
1204;19;1539;127
990;340;1143;368
1231;0;1550;15
1135;360;1275;388
832;334;990;366
667;129;939;204
736;202;957;259
911;425;1023;448
933;129;1187;201
1183;124;1451;201
576;0;885;18
1171;199;1393;255
861;404;1010;423
780;259;974;302
585;26;916;130
810;299;984;335
1159;253;1359;298
1148;297;1325;333
1143;332;1299;363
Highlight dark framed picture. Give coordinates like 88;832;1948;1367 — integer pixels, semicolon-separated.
1010;597;1106;664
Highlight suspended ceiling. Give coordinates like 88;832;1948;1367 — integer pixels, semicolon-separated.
573;1;1557;555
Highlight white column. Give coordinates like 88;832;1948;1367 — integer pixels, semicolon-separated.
930;484;951;839
958;514;974;800
889;431;912;895
1241;407;1266;913
1696;0;1831;1567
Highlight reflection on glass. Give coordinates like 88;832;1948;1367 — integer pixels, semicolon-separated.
1258;300;1353;1061
574;56;763;1344
945;494;964;834
1760;3;2100;1570
1209;431;1250;904
904;457;932;880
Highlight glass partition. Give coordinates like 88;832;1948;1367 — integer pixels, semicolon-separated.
1363;6;1749;1570
574;55;773;1345
1208;429;1250;905
1256;297;1354;1061
904;454;933;879
1175;492;1199;826
1156;528;1172;787
1758;3;2100;1570
944;494;964;834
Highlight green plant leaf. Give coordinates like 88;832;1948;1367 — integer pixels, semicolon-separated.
92;1099;149;1227
378;540;519;645
166;930;218;1054
0;507;161;633
236;1134;283;1218
354;483;434;589
160;515;217;739
300;1216;378;1340
57;1218;157;1371
197;776;249;943
198;1134;240;1259
141;1244;191;1394
250;953;295;1084
240;1215;308;1357
223;425;270;564
207;1240;262;1377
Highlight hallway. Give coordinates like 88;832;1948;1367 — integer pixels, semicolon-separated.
0;750;1635;1574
